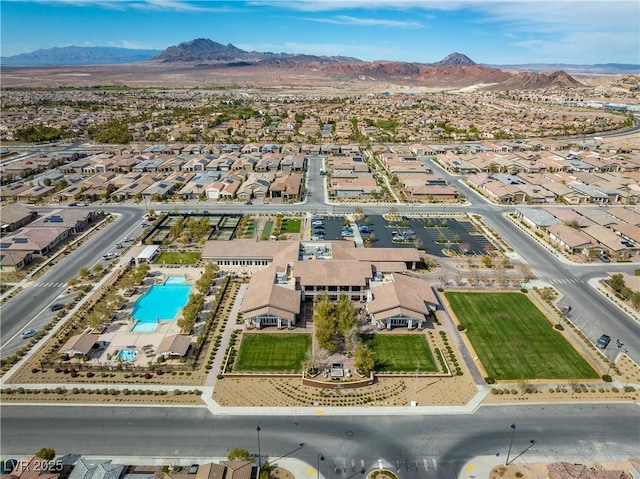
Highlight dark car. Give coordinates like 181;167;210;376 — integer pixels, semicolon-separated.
596;334;611;349
50;303;64;311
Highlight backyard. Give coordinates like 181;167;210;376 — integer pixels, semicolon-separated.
361;334;437;373
234;333;311;372
444;292;599;380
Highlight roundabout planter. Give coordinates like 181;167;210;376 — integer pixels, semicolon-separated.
366;470;399;479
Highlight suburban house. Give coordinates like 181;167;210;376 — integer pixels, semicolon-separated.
0;204;38;235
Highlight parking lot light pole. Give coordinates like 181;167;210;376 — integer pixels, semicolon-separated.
505;423;516;465
317;454;324;479
256;425;261;475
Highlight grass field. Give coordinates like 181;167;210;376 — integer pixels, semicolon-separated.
154;251;201;265
260;221;273;241
235;334;311;372
280;218;301;234
361;334;437;372
444;292;598;380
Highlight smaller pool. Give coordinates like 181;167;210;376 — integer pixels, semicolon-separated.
164;276;186;285
118;349;137;362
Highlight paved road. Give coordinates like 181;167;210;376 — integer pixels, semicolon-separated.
0;208;143;357
1;404;638;479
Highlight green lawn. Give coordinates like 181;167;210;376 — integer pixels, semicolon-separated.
235;333;311;372
154;251;201;265
444;292;598;380
260;221;273;241
361;334;437;372
280;218;301;234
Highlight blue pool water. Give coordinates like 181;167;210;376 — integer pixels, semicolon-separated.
164;276;186;285
118;349;137;362
131;278;192;324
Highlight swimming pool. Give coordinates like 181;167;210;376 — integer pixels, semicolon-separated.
131;277;192;331
118;349;137;362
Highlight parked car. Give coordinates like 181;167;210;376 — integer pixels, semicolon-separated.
596;334;611;349
598;253;611;263
50;303;64;311
21;329;37;339
311;220;323;227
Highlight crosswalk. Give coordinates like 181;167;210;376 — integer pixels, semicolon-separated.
548;278;584;285
32;281;66;288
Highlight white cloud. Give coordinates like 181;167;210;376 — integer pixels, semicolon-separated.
307;15;422;28
11;0;235;13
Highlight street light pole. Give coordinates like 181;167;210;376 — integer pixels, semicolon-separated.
256;425;261;476
505;423;516;465
317;454;324;479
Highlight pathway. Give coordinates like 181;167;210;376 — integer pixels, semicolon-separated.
204;283;248;388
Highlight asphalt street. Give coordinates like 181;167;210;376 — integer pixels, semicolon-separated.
0;208;143;357
1;404;638;479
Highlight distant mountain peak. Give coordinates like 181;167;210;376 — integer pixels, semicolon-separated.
432;52;476;67
154;38;246;62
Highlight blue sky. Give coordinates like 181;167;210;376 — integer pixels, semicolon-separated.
1;0;639;64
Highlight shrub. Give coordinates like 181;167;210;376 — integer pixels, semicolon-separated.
86;372;94;378
491;388;499;395
155;369;164;376
144;373;152;379
456;324;466;331
602;374;612;382
623;386;635;392
554;323;564;331
31;368;39;373
174;389;182;395
485;377;496;384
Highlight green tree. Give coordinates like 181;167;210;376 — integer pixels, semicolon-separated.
35;447;56;460
609;273;625;293
79;267;90;278
481;255;493;268
313;295;338;352
354;344;375;375
336;295;358;338
228;448;251;461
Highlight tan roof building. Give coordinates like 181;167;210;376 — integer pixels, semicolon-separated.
240;266;301;329
59;331;100;356
367;273;437;329
1;456;60;479
157;334;192;357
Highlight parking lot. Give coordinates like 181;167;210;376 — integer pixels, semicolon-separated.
305;215;496;257
359;215;496;257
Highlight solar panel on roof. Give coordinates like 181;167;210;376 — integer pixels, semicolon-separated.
0;243;11;248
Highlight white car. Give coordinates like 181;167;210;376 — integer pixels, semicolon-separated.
21;329;37;339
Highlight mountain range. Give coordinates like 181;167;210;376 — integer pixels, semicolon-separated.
1;46;162;66
2;38;638;90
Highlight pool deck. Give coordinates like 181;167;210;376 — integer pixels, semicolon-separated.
86;266;202;368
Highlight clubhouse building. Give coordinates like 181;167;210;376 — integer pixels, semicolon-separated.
202;239;438;329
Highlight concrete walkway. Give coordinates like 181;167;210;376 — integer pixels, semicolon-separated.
204;283;248;387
